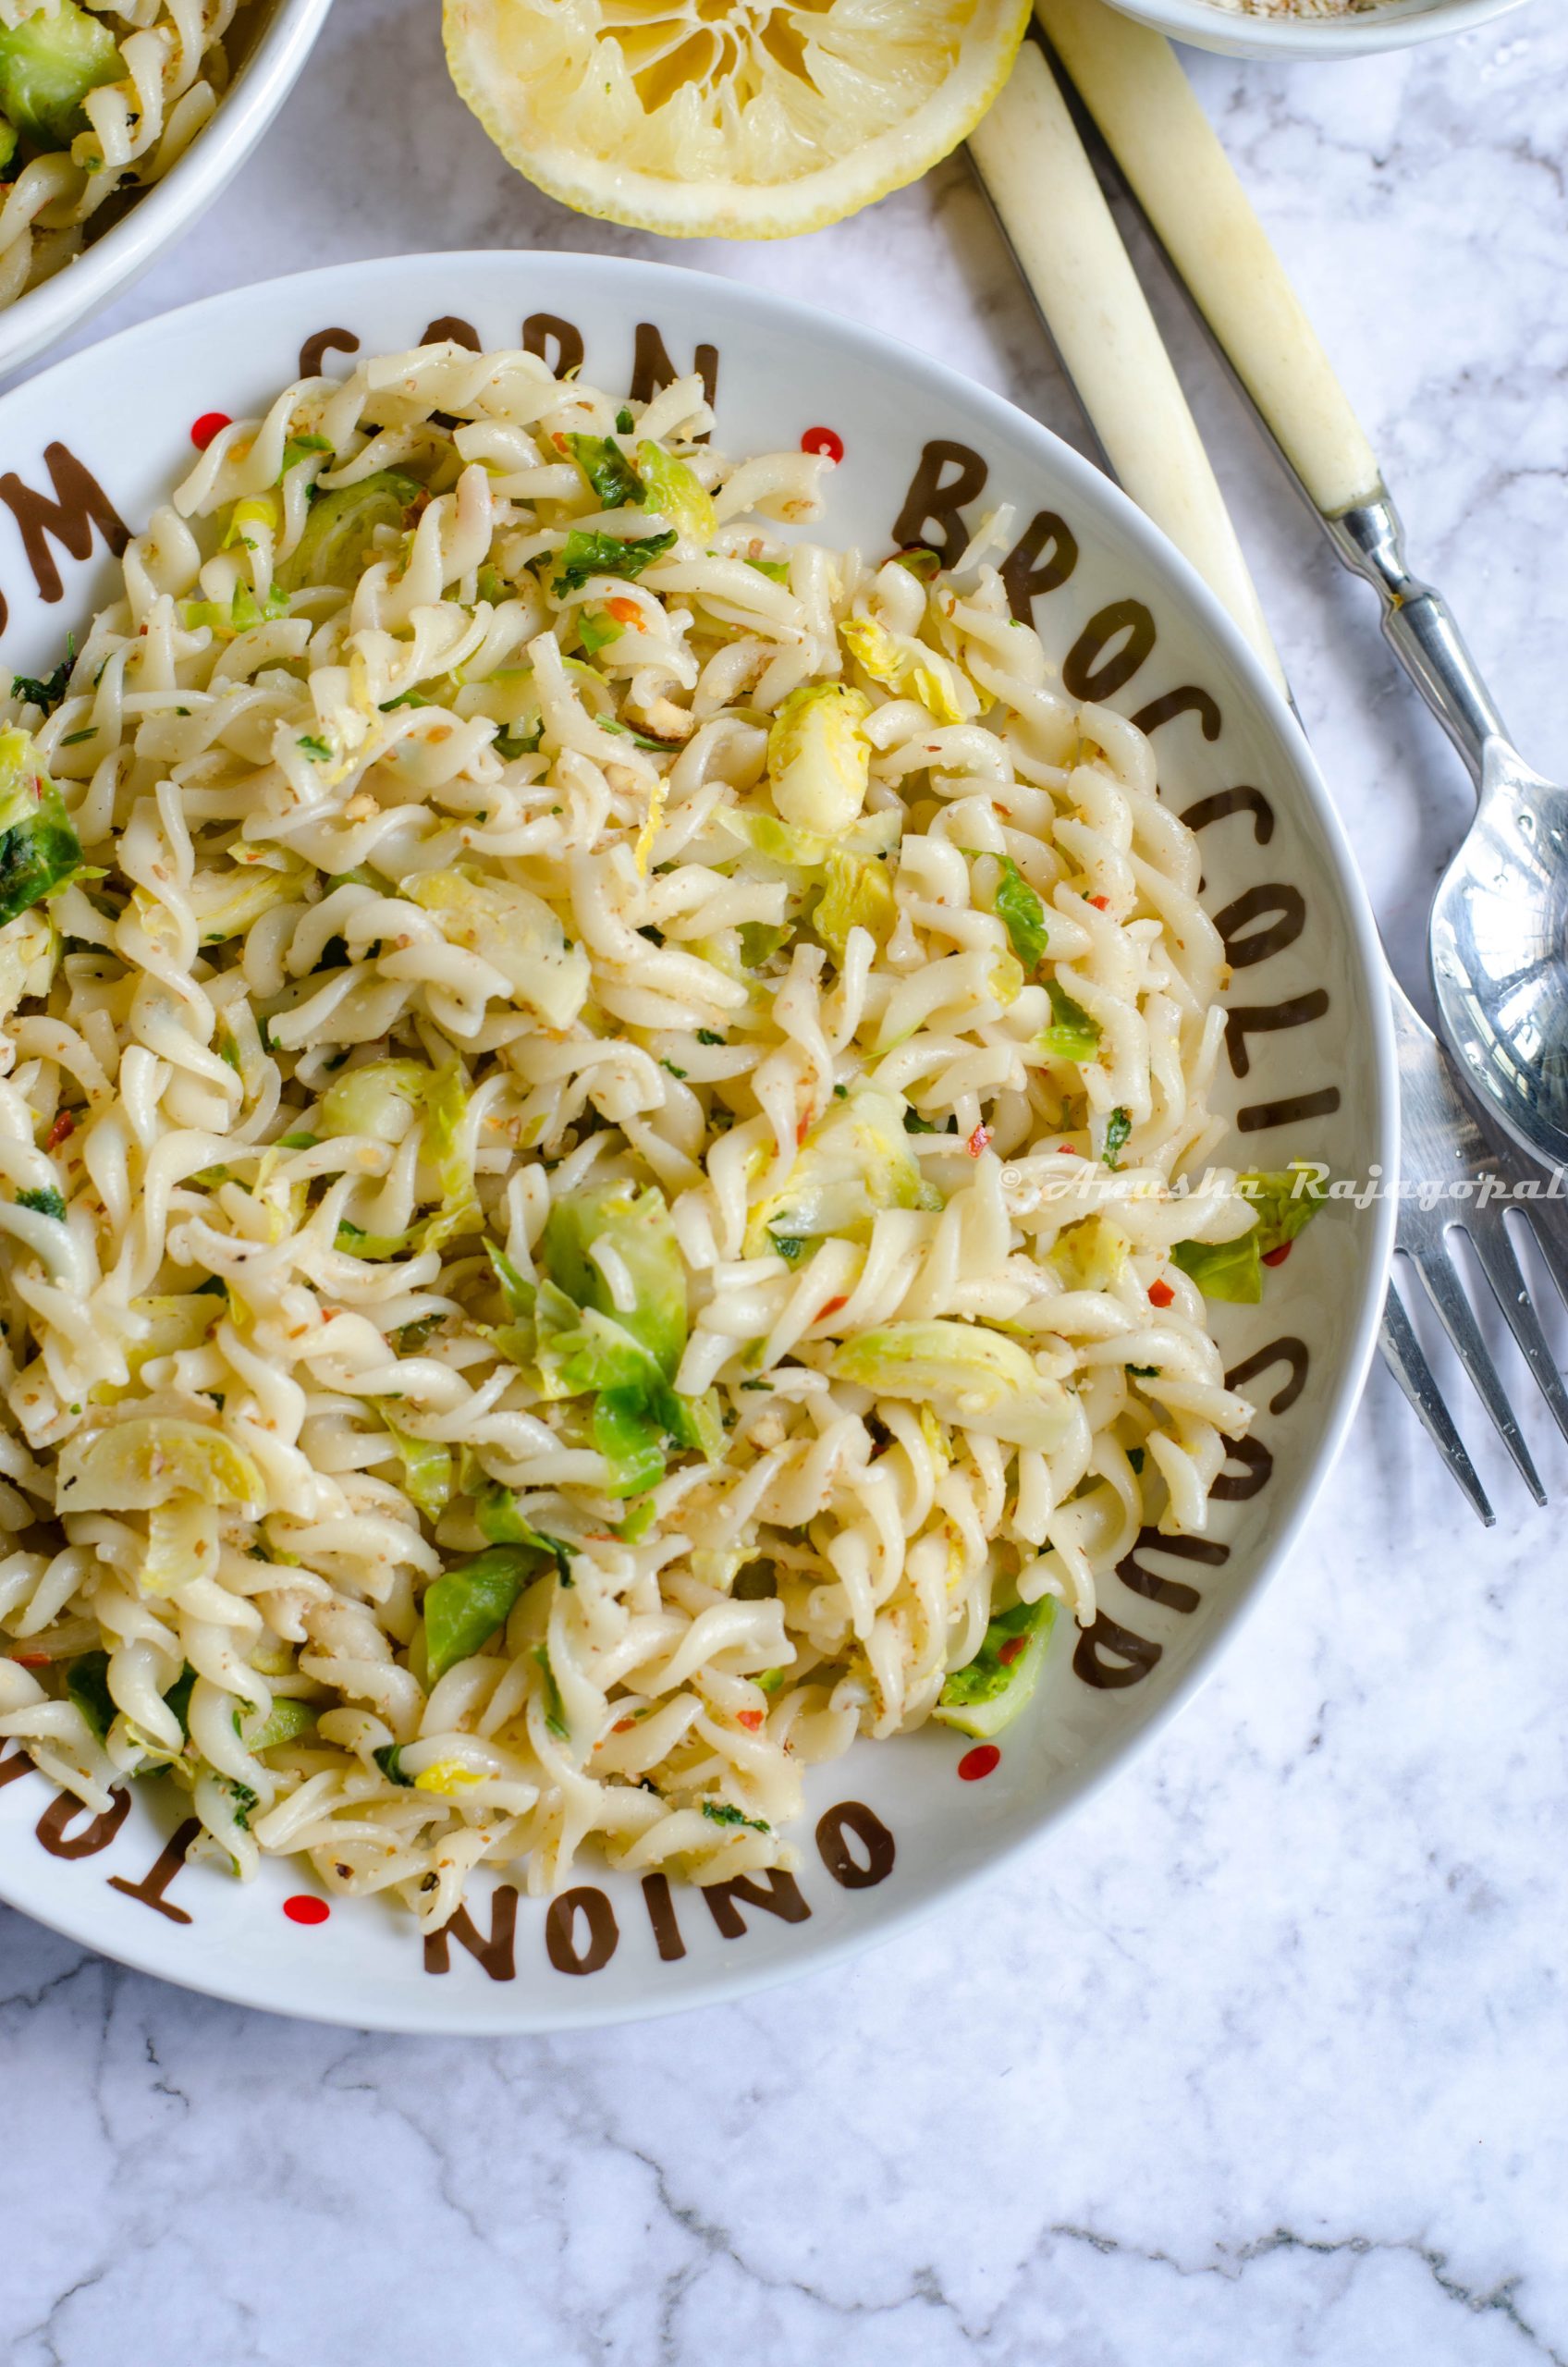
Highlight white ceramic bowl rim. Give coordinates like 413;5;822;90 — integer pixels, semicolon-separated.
1107;0;1530;57
0;252;1399;2030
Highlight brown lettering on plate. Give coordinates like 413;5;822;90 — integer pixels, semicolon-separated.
1239;1087;1341;1134
423;1885;519;1981
107;1817;201;1924
299;327;360;379
631;324;717;434
522;312;585;381
641;1870;686;1963
1225;1336;1309;1415
545;1886;619;1976
815;1801;895;1890
1214;884;1306;970
999;509;1078;622
1212;1432;1274;1501
1114;1527;1228;1615
891;440;987;563
702;1868;811;1940
0;443;129;605
422;315;482;351
36;1786;130;1859
1073;1611;1162;1690
1061;599;1157;704
0;1743;35;1790
1225;990;1330;1078
1181;785;1274;845
1132;686;1222;743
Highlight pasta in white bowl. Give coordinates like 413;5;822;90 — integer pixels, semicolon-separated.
0;257;1395;2029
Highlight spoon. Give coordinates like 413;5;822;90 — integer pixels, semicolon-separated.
1033;0;1568;1174
1329;497;1568;1169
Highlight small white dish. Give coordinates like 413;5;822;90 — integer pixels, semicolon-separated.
1104;0;1531;60
0;0;335;386
0;252;1397;2030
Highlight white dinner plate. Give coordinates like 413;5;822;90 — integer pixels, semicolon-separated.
0;252;1397;2030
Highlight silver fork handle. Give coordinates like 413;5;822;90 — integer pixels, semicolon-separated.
1034;1;1519;792
1321;499;1509;791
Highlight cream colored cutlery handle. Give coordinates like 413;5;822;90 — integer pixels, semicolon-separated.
970;43;1285;690
1035;0;1382;520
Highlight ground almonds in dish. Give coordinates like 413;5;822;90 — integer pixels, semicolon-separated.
0;340;1320;1925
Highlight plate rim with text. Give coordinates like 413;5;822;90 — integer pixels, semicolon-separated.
0;252;1398;2031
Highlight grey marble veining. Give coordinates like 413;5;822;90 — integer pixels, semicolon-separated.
5;4;1568;2360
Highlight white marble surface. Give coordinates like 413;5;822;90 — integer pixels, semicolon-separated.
6;5;1568;2361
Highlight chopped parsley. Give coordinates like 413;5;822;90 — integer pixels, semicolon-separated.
59;728;96;748
373;1742;412;1785
660;1060;687;1081
696;1029;725;1046
553;526;676;595
17;1186;66;1220
615;407;635;434
1102;1108;1132;1169
1127;1446;1145;1475
11;636;74;713
702;1800;771;1833
297;734;332;762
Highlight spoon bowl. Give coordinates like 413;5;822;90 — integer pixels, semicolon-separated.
1429;747;1568;1172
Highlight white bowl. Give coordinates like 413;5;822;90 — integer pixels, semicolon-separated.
0;252;1397;2030
0;0;335;385
1104;0;1531;59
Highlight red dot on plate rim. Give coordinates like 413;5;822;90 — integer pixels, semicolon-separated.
801;425;843;463
958;1743;1001;1783
190;411;230;451
283;1893;330;1925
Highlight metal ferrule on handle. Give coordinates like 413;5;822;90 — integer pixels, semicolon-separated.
1323;497;1510;783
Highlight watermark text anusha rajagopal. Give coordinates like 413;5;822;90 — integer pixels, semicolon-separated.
996;1159;1568;1216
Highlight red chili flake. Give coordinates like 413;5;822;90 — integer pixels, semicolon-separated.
958;1743;1001;1782
1148;1278;1175;1308
801;425;843;463
816;1295;848;1322
283;1894;329;1925
1263;1243;1292;1268
190;411;230;450
796;1112;813;1146
10;1650;49;1668
44;1110;75;1151
1057;1143;1082;1157
997;1636;1028;1667
736;1709;765;1732
612;1716;637;1734
967;1124;992;1158
1088;893;1109;911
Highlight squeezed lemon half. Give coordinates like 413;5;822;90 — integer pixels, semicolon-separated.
443;0;1031;239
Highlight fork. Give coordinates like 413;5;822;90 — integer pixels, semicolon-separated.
970;26;1568;1519
1382;977;1568;1525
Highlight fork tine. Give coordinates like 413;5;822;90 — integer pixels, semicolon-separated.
1411;1245;1546;1505
1379;1280;1494;1527
1465;1216;1568;1450
1511;1194;1568;1318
